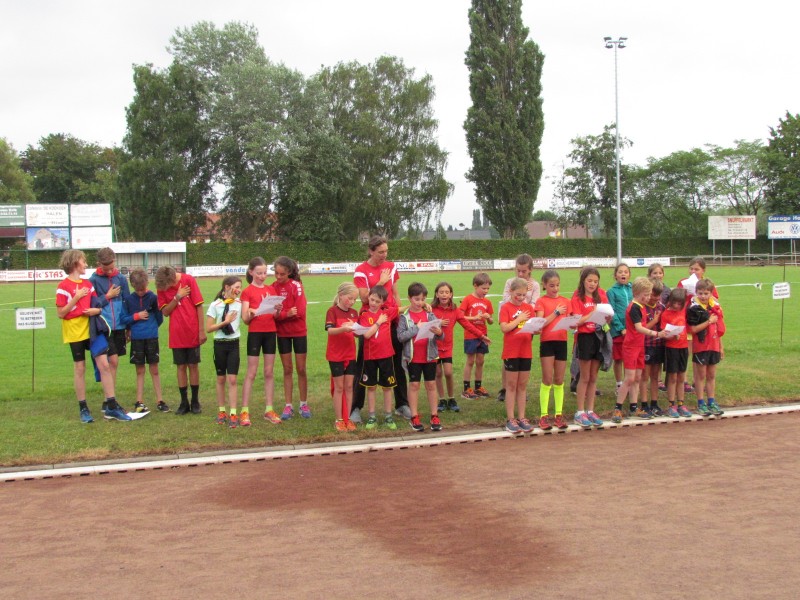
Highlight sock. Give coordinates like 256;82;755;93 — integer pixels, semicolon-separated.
78;400;88;410
106;397;118;410
475;380;482;389
631;402;638;412
179;386;188;402
300;400;309;407
463;381;470;392
285;403;293;408
265;405;274;413
553;384;564;415
369;411;376;418
219;406;226;412
650;400;658;409
190;385;199;402
230;408;237;416
615;403;623;411
241;406;248;414
384;412;392;419
697;398;706;405
539;383;552;416
449;397;455;403
669;400;676;406
708;397;716;405
678;400;685;406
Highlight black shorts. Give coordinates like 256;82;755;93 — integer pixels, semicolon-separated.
436;357;453;365
360;357;397;388
69;339;92;362
664;347;688;374
106;329;127;357
213;340;240;376
693;350;721;366
575;333;603;362
172;346;201;365
247;331;276;356
329;360;357;377
278;335;308;355
503;357;532;372
130;338;160;365
407;362;437;383
644;346;665;366
539;340;568;361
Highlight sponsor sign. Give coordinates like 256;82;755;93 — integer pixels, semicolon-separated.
462;259;494;270
773;282;791;300
71;226;113;249
438;260;462;271
0;205;25;227
70;204;111;226
708;215;757;240
767;215;800;240
26;227;70;250
16;307;46;330
1;270;80;282
110;242;187;254
26;204;69;227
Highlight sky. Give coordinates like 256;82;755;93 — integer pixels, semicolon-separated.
1;0;798;229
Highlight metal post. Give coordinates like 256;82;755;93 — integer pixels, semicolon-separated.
604;37;627;263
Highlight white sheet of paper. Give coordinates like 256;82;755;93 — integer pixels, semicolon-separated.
664;323;685;337
680;273;699;296
552;314;581;331
127;411;149;420
414;318;442;342
516;317;547;334
587;303;614;325
349;323;371;336
253;296;283;316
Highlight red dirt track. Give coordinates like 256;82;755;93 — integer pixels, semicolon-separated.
3;412;799;599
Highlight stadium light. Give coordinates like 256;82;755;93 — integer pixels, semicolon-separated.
605;36;627;263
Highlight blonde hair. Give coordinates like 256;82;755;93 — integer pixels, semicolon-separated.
334;282;358;304
508;277;528;293
155;266;178;291
631;276;653;297
59;250;86;274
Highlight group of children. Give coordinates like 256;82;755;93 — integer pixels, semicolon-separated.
57;247;726;434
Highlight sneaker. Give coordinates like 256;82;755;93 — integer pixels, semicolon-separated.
587;411;604;427
229;414;239;429
395;405;412;420
384;415;397;430
335;419;348;432
554;414;569;430
299;403;312;419
240;411;251;427
133;401;149;413
430;414;442;432
633;408;653;420
658;381;667;392
79;407;94;424
447;399;460;413
461;388;478;400
574;411;592;428
611;408;624;424
696;401;711;417
708;400;724;416
650;404;665;417
190;399;201;414
667;405;680;418
175;401;190;415
264;410;282;424
156;401;170;413
497;388;506;402
684;382;695;394
595;389;602;396
538;415;553;431
569;378;577;394
505;419;521;433
365;416;378;430
216;411;227;425
410;414;425;432
518;418;533;433
280;405;294;420
104;406;132;421
438;398;448;412
349;408;363;424
678;405;693;418
474;386;490;397
346;420;357;431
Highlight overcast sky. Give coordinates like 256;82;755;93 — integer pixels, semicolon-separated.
2;0;798;229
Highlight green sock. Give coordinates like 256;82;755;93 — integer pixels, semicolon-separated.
553;384;564;415
539;383;552;416
265;405;273;413
230;408;237;416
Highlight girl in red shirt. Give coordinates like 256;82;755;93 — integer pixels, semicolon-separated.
431;281;490;413
499;278;536;434
325;282;359;432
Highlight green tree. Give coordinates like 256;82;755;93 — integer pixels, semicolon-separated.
464;0;545;239
119;62;215;241
0;138;34;203
763;112;800;214
708;140;768;217
471;208;482;230
318;55;453;239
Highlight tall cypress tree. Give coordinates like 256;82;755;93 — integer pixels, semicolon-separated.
464;0;544;239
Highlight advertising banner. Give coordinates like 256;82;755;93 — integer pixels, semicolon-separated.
708;215;757;240
767;215;800;240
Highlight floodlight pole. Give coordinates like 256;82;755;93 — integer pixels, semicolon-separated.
604;36;627;263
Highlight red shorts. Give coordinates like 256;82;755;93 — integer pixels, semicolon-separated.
622;343;645;371
612;335;625;360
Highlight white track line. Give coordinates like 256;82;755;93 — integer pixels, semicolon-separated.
3;404;799;483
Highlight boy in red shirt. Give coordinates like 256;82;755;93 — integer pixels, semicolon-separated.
660;288;692;418
687;278;725;417
458;273;494;398
156;266;206;415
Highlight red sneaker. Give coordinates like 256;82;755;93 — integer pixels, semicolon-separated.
538;415;553;431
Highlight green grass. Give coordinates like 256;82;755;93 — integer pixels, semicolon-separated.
1;264;798;466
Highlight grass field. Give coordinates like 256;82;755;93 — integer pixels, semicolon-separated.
1;264;798;466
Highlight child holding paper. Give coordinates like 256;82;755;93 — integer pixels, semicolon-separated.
499;277;536;433
659;288;692;418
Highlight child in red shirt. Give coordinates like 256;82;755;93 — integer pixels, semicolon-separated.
325;282;359;432
687;278;725;417
659;288;692;418
431;281;490;413
458;272;494;399
499;278;536;434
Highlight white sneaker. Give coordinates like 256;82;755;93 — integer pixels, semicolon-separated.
394;405;412;420
349;408;362;424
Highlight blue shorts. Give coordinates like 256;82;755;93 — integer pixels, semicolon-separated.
464;339;489;355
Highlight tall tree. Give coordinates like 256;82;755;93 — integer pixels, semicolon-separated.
471;208;482;229
318;56;452;239
464;0;544;239
0;138;34;203
708;140;768;217
763;112;800;214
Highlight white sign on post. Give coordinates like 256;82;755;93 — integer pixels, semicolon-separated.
708;215;757;240
773;282;791;300
16;307;46;330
